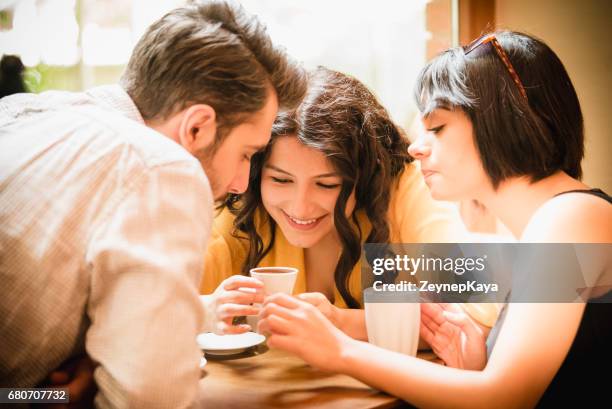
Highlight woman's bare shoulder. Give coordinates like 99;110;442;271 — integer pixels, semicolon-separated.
522;192;612;243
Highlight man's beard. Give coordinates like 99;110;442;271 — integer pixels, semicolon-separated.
193;143;225;202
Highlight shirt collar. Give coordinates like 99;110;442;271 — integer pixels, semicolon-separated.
85;85;145;125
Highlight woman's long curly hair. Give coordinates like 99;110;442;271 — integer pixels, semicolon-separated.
224;67;412;308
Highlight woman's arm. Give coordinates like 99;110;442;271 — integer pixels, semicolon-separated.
260;293;586;409
344;302;582;409
333;307;367;340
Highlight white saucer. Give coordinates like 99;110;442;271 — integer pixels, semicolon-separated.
197;332;266;356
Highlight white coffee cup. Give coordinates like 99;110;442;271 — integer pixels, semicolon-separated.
249;266;298;295
363;287;420;356
247;267;298;332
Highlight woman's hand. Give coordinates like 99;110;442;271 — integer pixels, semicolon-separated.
296;292;368;340
258;293;353;373
204;275;265;334
420;303;487;370
296;292;339;326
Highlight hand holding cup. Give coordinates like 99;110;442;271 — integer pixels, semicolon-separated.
208;275;265;334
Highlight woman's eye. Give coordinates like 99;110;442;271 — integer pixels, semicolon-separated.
427;125;445;134
271;177;292;184
317;183;341;190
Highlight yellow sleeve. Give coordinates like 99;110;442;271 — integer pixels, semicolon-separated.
389;163;466;243
199;208;249;294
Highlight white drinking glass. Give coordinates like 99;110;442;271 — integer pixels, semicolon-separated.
363;287;420;356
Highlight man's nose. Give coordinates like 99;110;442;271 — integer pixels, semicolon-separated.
227;163;251;194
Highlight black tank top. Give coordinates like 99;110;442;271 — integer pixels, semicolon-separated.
487;189;611;408
537;189;611;408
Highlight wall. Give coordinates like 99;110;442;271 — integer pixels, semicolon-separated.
495;0;611;192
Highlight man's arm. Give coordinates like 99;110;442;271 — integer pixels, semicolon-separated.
85;160;212;409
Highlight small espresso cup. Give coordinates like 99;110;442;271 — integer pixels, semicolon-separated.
247;267;298;332
363;287;420;356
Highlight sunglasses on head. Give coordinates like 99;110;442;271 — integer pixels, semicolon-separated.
463;33;528;101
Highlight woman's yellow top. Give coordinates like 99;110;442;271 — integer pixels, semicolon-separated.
201;163;501;327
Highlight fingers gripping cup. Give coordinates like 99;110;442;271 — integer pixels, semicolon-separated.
247;267;298;332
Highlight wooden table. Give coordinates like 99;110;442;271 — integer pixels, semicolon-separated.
197;343;440;409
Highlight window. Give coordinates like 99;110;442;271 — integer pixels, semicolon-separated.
0;0;456;127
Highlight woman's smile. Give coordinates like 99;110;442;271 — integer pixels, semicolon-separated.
281;209;326;231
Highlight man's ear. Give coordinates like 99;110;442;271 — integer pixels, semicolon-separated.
178;104;217;153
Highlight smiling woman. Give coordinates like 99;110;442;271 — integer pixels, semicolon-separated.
260;137;354;248
199;66;500;336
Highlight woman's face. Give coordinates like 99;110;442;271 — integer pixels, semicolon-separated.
261;136;356;248
408;108;491;201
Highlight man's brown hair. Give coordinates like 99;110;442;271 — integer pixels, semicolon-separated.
121;0;307;138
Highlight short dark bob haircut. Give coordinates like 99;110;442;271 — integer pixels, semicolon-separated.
414;30;584;188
